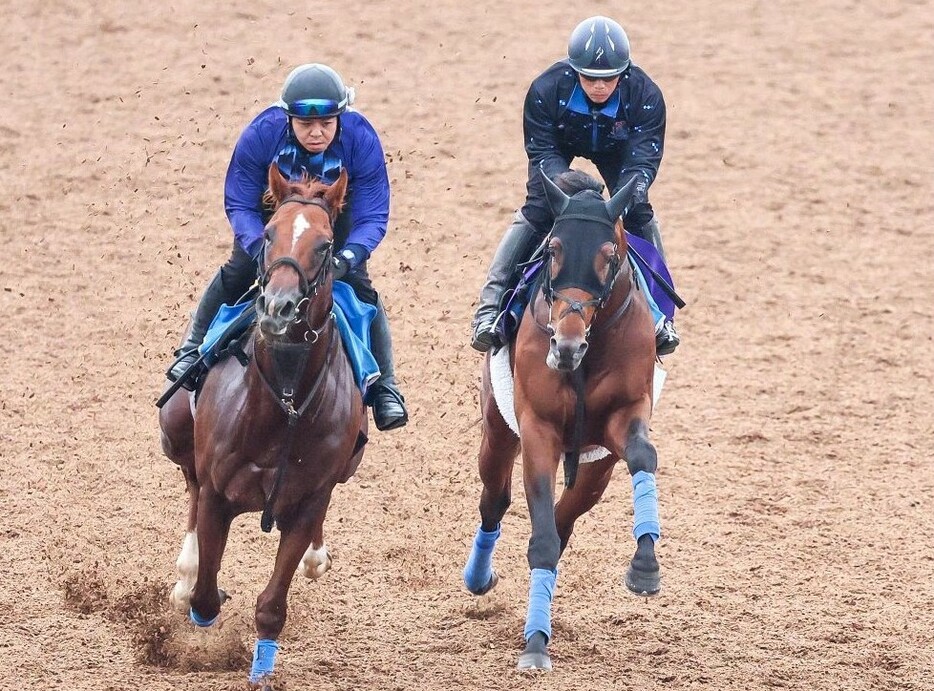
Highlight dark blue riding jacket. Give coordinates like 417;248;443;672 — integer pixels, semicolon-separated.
521;60;666;232
224;106;390;266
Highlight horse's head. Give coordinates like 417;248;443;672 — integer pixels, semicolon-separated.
256;165;348;341
540;170;640;371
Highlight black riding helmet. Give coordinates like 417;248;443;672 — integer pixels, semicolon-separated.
277;63;354;118
567;16;631;78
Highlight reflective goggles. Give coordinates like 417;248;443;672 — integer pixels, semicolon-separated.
286;98;345;118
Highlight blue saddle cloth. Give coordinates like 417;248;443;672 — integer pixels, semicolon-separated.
198;282;380;395
625;233;677;321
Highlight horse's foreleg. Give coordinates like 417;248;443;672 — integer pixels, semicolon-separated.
170;469;200;612
250;494;327;684
517;421;562;672
554;457;617;555
609;413;661;596
188;489;233;626
463;405;519;596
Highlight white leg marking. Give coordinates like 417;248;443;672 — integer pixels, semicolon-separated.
170;530;198;612
299;543;331;580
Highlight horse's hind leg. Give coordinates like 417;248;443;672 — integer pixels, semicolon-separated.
170;468;200;612
554;456;617;555
249;492;330;685
188;489;234;626
463;370;519;595
298;488;333;580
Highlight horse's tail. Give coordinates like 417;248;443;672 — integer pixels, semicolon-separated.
563;367;586;489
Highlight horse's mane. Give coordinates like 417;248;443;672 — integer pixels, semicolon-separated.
263;174;331;210
554;170;605;198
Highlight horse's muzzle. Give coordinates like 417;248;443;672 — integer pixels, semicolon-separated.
547;336;587;372
256;291;300;337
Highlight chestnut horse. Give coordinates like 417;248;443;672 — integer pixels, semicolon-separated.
159;166;367;686
463;171;663;671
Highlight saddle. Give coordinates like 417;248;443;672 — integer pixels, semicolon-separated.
156;301;256;408
156;283;381;409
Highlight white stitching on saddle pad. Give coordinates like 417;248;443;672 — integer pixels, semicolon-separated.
489;345;667;465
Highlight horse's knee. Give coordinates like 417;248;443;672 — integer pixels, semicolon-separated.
624;420;657;475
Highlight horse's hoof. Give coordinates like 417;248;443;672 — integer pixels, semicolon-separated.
299;545;332;580
465;571;499;596
218;587;231;604
517;651;552;671
625;564;661;596
170;582;192;613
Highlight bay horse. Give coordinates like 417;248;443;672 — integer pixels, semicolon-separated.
463;170;663;671
159;166;367;686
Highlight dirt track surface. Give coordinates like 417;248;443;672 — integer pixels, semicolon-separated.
2;1;933;689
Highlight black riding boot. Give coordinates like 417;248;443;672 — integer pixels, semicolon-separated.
471;211;540;352
366;298;408;431
166;269;228;389
633;216;680;356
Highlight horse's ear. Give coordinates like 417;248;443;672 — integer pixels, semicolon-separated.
267;164;290;205
324;169;349;216
605;174;641;221
541;169;570;217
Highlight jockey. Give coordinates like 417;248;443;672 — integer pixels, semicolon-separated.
166;63;408;431
471;16;680;356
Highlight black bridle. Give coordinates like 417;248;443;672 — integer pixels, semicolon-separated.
258;195;335;343
541;212;624;334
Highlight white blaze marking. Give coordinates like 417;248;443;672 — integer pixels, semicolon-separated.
292;213;311;249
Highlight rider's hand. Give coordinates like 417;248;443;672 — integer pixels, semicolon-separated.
332;254;350;280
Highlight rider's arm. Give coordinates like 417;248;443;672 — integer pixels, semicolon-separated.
224;118;278;258
523;78;571;181
341;116;391;266
615;75;666;199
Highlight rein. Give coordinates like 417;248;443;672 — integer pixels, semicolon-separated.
255;321;337;533
534;220;637;489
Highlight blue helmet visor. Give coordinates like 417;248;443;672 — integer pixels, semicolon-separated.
286;98;344;118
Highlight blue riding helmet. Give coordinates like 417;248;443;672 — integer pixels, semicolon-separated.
277;63;355;118
567;16;631;78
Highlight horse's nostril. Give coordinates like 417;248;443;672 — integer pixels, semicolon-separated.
578;342;588;355
278;300;295;318
550;337;558;350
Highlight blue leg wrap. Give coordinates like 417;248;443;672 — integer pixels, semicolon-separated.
463;523;501;593
189;607;218;628
632;470;660;542
249;638;280;683
632;261;666;331
523;568;557;642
